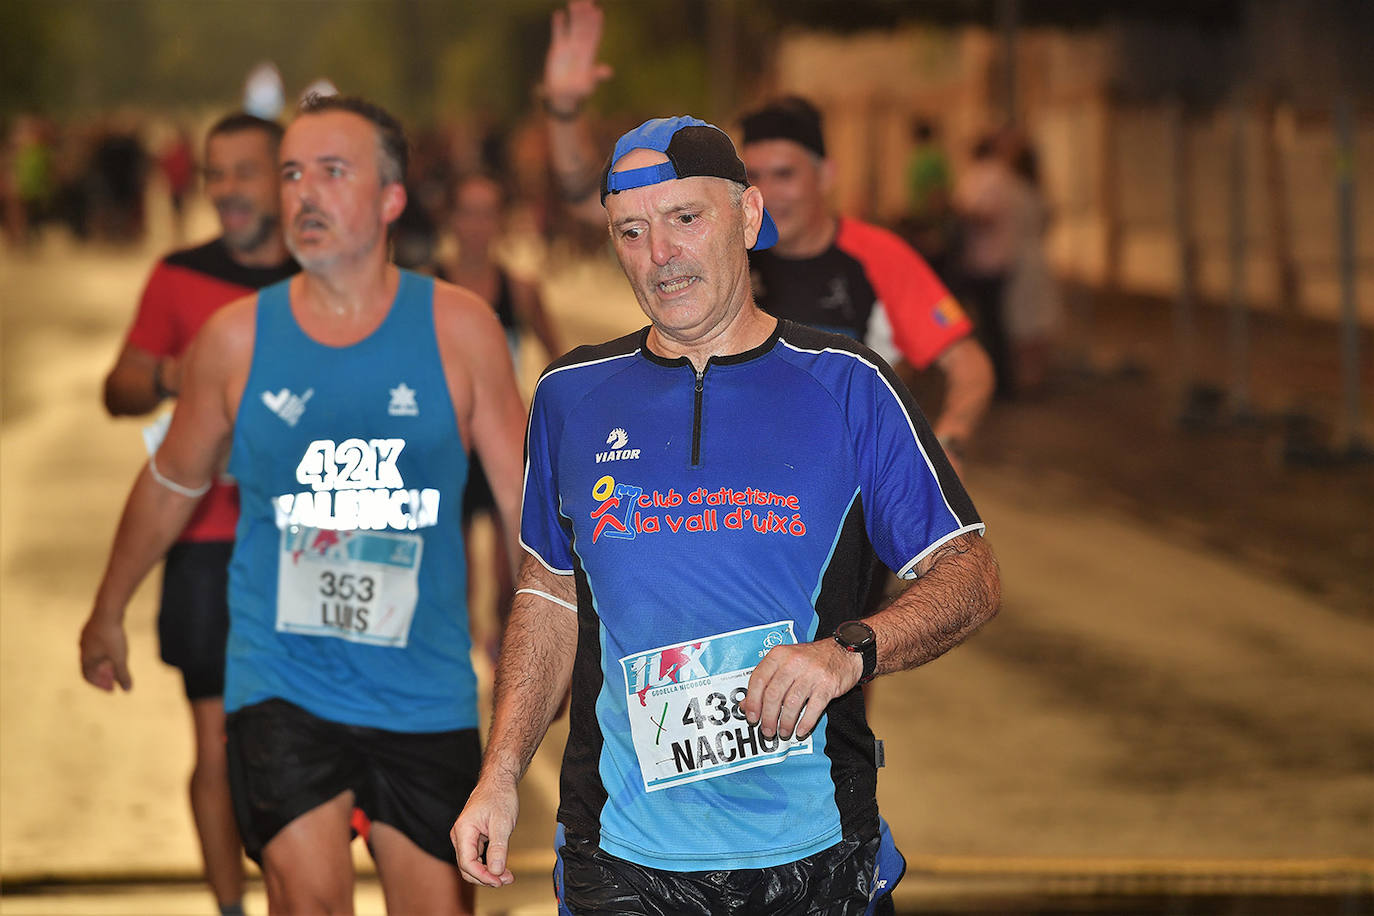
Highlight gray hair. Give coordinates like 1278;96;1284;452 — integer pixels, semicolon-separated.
298;93;408;186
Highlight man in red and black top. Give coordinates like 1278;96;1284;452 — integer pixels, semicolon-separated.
741;97;994;462
100;112;297;916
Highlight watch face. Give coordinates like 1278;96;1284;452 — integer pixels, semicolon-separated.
837;620;874;649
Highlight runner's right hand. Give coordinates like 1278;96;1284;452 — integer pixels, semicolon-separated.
79;614;133;692
542;0;613;111
451;776;520;887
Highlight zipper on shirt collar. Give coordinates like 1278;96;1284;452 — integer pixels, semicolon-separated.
691;365;705;467
635;323;786;468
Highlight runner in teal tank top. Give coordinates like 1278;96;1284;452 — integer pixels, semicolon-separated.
227;269;475;732
81;96;528;916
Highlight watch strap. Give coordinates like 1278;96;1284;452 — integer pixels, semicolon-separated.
834;621;877;684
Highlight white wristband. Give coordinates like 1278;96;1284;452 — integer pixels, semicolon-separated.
514;587;576;612
148;453;211;499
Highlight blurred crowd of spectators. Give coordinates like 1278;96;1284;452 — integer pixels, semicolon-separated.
3;104;1061;401
3;113;157;246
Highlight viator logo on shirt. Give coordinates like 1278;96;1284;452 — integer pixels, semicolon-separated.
596;427;640;463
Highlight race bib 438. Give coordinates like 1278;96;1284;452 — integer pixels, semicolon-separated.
619;621;813;793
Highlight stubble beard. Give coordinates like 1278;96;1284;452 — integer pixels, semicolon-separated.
285;218;385;276
224;211;278;258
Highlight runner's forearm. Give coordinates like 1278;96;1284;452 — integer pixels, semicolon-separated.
476;396;527;581
481;556;578;784
104;350;173;416
91;466;205;622
524;294;564;361
547;114;607;228
932;337;994;447
548;112;598;199
866;532;1000;677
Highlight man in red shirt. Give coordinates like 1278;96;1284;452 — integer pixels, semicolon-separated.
98;112;297;916
739;96;993;462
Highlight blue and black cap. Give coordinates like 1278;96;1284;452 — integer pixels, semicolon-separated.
600;115;778;251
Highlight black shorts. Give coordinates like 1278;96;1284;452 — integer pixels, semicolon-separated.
553;821;903;916
225;698;479;865
158;540;233;700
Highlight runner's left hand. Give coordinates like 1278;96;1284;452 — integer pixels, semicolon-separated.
742;638;863;741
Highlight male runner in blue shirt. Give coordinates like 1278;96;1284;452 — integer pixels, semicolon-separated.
452;115;1000;914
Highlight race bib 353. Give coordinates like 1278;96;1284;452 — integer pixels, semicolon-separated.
276;525;423;647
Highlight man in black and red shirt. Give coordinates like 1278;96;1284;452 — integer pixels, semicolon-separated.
98;112;297;916
740;97;994;463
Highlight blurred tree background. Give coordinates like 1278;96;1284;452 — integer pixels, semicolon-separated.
1;0;1261;126
0;0;783;124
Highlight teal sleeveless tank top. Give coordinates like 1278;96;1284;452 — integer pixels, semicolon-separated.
225;270;475;731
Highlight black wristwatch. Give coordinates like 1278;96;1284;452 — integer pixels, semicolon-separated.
153;357;176;400
833;620;877;685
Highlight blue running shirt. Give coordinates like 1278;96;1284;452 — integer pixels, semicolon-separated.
226;271;476;732
522;319;984;871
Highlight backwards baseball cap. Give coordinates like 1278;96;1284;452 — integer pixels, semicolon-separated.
600;115;778;251
740;96;826;159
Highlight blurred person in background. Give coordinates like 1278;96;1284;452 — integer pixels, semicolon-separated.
953;131;1016;397
953;128;1060;398
97;111;297;916
504;114;559;244
90;116;149;243
999;131;1062;396
439;172;563;657
898;116;959;283
739;97;994;466
390;124;461;273
47;121;97;241
408;124;461;224
392;192;441;273
5;115;55;246
158;124;196;243
1;127;18;245
442;174;563;378
81;94;527;916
